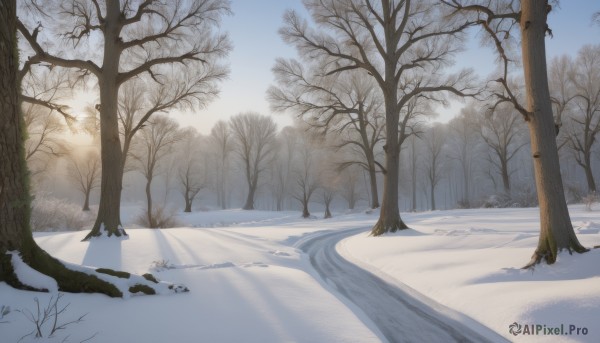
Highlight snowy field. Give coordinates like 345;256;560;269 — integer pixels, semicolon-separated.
1;206;599;342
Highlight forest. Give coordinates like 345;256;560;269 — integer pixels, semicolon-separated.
1;1;600;342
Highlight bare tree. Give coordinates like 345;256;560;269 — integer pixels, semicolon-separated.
230;113;277;210
340;165;361;210
318;155;339;218
269;63;385;209
291;133;321;218
209;120;233;209
281;0;477;235
269;126;298;211
177;129;207;213
443;0;588;266
67;150;101;211
479;104;527;194
131;116;181;228
322;188;335;219
1;0;175;297
548;55;574;140
422;124;446;210
564;45;600;194
18;0;231;239
447;103;480;208
19;54;76;126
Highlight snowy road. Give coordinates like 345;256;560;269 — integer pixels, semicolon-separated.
296;228;508;343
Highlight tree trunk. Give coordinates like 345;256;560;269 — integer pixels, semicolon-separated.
501;159;511;193
184;189;192;213
324;205;332;219
84;2;125;240
462;165;470;208
243;183;256;210
367;166;380;209
411;141;417;212
243;173;258;210
430;184;436;211
520;0;587;266
221;158;228;209
302;200;310;218
145;176;154;228
583;159;597;194
371;96;408;235
82;189;91;211
0;0;30;262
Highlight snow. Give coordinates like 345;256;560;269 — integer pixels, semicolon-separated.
8;251;58;293
1;206;599;342
340;206;600;343
1;209;381;343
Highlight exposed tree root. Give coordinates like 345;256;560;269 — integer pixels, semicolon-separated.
82;223;128;242
523;240;589;269
370;217;409;236
1;245;188;297
1;250;122;297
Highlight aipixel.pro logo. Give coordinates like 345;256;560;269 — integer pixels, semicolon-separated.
508;322;589;337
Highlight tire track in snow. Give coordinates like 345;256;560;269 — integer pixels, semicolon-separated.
297;228;508;343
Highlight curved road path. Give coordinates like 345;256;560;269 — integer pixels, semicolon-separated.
295;228;508;343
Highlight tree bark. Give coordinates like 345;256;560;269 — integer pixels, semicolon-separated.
520;0;587;266
372;94;408;235
84;1;126;240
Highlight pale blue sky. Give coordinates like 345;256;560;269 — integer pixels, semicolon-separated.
177;0;600;133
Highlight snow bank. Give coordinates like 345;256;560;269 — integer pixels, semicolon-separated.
340;205;600;342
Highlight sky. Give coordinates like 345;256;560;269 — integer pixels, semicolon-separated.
173;0;307;134
71;1;600;135
176;0;600;134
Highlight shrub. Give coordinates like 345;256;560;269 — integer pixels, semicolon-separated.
480;188;538;209
480;193;512;208
565;183;584;204
30;194;95;232
135;206;181;228
583;192;597;211
18;294;95;342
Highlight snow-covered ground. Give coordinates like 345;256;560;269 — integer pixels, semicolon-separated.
341;206;600;343
1;206;598;342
